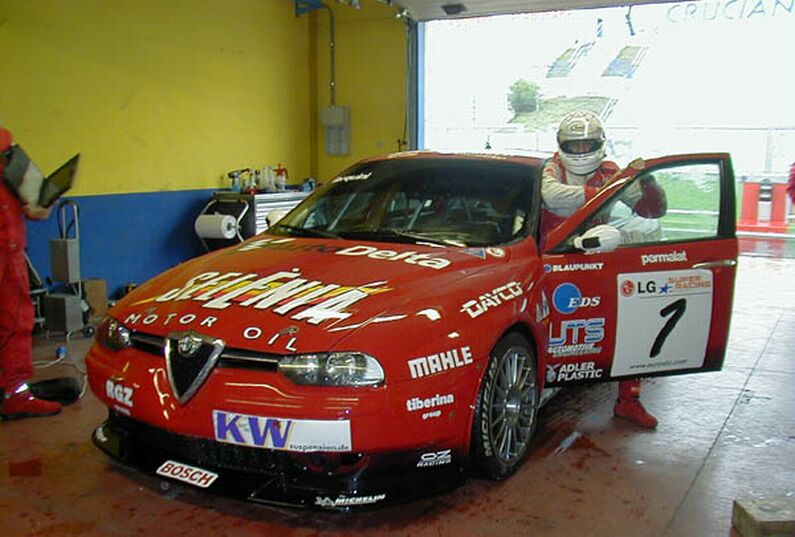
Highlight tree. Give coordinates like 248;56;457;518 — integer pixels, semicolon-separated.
507;79;540;115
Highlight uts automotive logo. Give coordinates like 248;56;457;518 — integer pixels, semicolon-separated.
552;283;601;314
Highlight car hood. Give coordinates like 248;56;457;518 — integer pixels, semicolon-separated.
110;236;510;352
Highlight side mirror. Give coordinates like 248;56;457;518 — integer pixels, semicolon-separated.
573;224;621;254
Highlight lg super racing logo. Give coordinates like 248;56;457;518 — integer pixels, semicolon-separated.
137;269;389;326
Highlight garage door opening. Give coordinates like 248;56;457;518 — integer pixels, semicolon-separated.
417;0;795;253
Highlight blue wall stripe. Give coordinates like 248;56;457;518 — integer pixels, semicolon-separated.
26;189;214;298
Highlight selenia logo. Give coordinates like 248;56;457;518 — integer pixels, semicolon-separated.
140;269;389;326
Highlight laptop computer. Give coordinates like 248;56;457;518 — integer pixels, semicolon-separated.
38;154;80;207
2;146;79;207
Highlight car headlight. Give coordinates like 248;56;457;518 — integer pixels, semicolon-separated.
96;316;132;351
278;352;384;387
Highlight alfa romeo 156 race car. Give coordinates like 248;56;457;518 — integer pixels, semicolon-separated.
86;151;737;509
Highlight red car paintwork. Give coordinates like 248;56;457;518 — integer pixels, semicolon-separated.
85;151;738;507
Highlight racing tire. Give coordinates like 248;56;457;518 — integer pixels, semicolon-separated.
471;332;539;480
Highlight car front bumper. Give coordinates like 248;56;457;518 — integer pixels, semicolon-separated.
93;410;467;510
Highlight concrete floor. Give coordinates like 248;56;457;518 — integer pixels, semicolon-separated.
1;254;793;537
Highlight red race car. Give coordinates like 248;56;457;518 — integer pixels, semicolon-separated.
86;151;737;509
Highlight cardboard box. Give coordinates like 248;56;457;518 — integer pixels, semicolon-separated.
83;278;108;319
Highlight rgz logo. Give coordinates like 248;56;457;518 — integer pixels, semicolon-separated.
105;380;133;408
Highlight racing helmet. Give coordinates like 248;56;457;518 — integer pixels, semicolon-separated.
557;111;607;175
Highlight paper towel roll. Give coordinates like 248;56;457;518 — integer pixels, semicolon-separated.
195;214;237;240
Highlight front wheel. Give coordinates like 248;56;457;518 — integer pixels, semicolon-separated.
471;332;539;480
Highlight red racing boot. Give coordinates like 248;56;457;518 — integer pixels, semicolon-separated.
0;384;62;420
614;380;657;429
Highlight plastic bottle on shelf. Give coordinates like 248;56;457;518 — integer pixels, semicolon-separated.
262;166;276;192
275;164;288;191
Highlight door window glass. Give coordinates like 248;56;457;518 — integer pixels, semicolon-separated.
586;162;722;246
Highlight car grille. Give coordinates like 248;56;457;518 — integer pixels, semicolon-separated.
130;331;280;372
108;412;290;475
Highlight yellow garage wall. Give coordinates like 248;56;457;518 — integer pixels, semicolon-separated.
314;0;408;181
0;0;311;195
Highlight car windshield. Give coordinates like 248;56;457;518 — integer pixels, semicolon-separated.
271;157;536;247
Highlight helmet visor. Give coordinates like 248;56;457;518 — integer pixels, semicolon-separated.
560;139;604;155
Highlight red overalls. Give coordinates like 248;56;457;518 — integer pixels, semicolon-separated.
0;127;34;391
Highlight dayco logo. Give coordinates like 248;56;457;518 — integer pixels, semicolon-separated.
461;281;523;319
315;494;387;508
105;380;134;410
238;237;451;270
641;251;687;265
135;269;389;326
417;449;452;468
546;362;604;383
407;346;473;379
406;393;455;420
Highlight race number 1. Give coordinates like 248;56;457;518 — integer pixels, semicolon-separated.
612;269;713;377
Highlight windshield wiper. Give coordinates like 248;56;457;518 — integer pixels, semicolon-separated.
338;228;461;247
271;224;341;239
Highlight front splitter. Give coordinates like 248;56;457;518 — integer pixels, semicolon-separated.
92;412;467;510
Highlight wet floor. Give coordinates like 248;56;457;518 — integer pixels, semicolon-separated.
1;254;793;537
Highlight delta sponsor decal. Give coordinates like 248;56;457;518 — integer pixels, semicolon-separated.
544;262;604;273
546;362;604;383
417;449;452;468
132;269;390;326
406;393;455;420
460;282;523;319
238;237;451;270
640;250;687;266
315;494;387;508
407;346;473;379
156;460;218;489
213;410;351;452
547;318;605;358
552;283;601;315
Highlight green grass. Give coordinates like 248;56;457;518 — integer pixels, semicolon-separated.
511;96;610;132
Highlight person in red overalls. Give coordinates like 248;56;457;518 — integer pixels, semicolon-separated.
0;126;62;420
540;110;658;429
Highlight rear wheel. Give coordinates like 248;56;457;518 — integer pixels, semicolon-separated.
471;332;539;479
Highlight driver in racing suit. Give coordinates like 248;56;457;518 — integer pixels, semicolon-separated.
540;110;660;429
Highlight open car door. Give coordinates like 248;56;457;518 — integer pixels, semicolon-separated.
540;154;737;386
